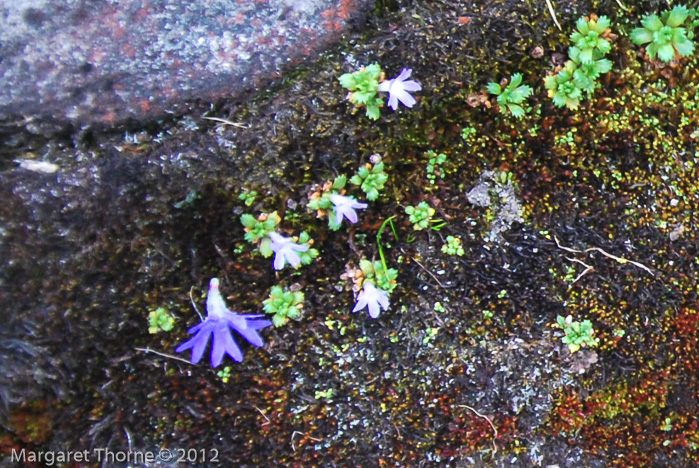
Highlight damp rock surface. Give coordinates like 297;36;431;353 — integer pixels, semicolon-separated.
0;0;370;126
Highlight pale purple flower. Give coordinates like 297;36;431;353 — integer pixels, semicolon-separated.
377;68;422;110
176;278;271;367
352;282;390;319
329;193;368;226
269;232;309;270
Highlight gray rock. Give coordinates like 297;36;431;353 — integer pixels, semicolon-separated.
0;0;370;127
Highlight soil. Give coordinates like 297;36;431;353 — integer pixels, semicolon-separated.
2;0;699;467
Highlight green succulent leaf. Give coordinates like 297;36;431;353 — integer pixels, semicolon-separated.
509;84;533;102
486;82;502;95
259;237;273;257
595;15;611;31
366;188;379;201
674;34;695;56
657;42;676;62
666;5;689;28
509;73;523;88
576;16;590;35
333;175;347;190
596;38;611;55
507;104;525;118
641;14;664;32
630;27;653;45
240;214;257;228
366;104;381;120
339;73;357;90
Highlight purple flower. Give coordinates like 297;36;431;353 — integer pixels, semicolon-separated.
377;68;422;110
176;278;271;367
352;282;390;318
269;232;309;270
329;193;368;226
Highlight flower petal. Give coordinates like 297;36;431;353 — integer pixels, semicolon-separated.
284;248;302;267
290;242;309;252
396;68;412;81
352;293;368;313
236;324;267;348
367;300;381;318
176;320;216;364
397;90;417;108
211;324;231;367
221;309;249;331
273;252;286;270
334;207;345;226
376;292;390;311
345;208;358;224
387;93;399;110
401;80;422;92
213;323;243;365
247;318;273;329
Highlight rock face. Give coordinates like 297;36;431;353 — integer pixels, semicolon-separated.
0;0;368;126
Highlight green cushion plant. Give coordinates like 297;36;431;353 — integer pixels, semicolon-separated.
556;315;600;353
630;5;696;62
339;64;384;120
263;286;305;327
486;73;533;118
404;201;436;231
546;14;614;109
545;62;584;110
350;162;388;201
569;15;612;63
359;259;398;293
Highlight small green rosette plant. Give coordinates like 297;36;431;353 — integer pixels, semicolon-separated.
263;286;305;327
405;201;436;231
556;315;600;353
569;15;612;63
339;64;384;120
486;73;533;118
350;162;388;201
630;5;695;62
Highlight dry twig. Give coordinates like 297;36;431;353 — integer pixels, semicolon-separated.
554;236;654;276
457;405;498;454
135;347;193;365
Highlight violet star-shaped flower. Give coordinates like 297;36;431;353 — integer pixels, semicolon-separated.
176;278;271;367
329;193;368;226
377;68;422;110
352;282;390;318
269;232;309;270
